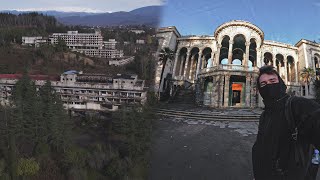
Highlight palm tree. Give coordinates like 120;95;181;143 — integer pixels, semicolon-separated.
300;67;315;85
158;47;174;94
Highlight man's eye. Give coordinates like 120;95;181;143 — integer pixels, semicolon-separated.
260;83;266;87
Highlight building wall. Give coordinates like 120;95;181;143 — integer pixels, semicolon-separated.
156;20;320;108
0;73;147;111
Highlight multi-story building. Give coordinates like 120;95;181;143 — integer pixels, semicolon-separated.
49;30;124;59
0;71;147;111
22;36;48;47
156;20;320;108
49;30;104;50
104;39;118;49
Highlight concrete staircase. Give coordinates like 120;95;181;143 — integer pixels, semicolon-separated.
156;108;260;122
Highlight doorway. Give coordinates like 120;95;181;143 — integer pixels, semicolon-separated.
229;75;246;107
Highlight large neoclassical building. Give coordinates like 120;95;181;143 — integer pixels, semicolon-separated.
155;20;320;108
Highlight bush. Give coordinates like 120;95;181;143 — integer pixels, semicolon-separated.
17;158;40;177
64;146;88;168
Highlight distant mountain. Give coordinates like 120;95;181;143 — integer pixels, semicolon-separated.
0;6;163;27
58;6;162;27
0;10;100;18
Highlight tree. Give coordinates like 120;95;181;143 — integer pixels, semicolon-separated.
55;38;68;52
300;67;315;85
158;47;174;95
11;72;42;156
38;80;71;152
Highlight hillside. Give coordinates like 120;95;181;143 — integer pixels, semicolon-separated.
1;6;162;27
0;45;128;76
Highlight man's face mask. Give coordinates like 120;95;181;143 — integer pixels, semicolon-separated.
259;83;282;100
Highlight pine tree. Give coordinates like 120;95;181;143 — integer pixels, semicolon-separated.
38;80;71;152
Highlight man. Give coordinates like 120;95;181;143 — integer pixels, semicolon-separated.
252;65;320;180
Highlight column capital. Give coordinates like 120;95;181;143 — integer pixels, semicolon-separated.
245;41;250;46
229;40;234;45
217;44;222;48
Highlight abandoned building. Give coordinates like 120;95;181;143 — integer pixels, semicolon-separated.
0;71;147;111
155;20;320;108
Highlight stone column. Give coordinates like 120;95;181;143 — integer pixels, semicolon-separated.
245;41;250;67
284;60;288;83
288;63;292;82
179;54;185;76
212;76;219;107
273;54;276;68
312;55;317;73
196;52;202;79
295;61;298;83
224;75;230;107
190;55;197;80
183;52;191;78
250;74;257;108
215;44;221;66
245;75;251;107
219;75;224;107
210;53;214;67
201;53;205;69
228;41;234;64
172;53;179;77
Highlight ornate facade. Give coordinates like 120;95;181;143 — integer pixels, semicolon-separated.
156;20;320;108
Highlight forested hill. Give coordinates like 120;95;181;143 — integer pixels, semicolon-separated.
0;12;58;28
0;13;89;45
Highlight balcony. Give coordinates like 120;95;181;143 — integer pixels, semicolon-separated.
199;64;259;75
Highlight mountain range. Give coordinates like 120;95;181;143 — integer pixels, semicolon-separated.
1;6;162;27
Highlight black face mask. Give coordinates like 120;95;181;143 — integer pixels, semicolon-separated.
259;83;286;101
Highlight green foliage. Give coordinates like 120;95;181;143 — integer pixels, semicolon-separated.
158;47;174;93
17;158;40;177
0;159;6;177
64;146;88;168
112;105;154;153
55;38;68;52
314;79;320;100
0;74;73;179
105;156;129;179
300;67;315;84
39;80;71;152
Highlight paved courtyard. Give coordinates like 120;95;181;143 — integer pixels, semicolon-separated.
149;117;258;180
149;115;320;180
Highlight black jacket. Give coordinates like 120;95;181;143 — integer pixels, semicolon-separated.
252;96;320;180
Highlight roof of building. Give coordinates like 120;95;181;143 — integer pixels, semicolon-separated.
113;74;136;80
0;74;60;81
63;70;78;75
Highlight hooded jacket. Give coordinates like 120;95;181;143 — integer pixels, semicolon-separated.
252;77;320;180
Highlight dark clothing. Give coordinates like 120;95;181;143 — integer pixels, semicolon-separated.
252;96;320;180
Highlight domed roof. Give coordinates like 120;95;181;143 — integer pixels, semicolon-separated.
214;20;264;40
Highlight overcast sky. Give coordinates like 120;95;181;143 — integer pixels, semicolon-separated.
0;0;164;13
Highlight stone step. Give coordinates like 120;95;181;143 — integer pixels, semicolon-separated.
156;108;260;122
